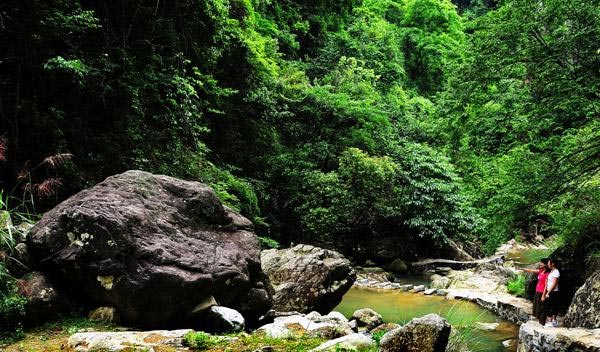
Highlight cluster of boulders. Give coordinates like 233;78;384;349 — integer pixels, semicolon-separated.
68;309;452;352
6;170;357;331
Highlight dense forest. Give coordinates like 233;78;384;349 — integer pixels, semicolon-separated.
1;0;598;268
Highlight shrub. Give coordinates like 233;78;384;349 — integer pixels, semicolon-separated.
258;236;280;249
506;274;527;297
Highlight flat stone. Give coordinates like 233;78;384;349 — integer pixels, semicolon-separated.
310;333;374;351
68;329;193;351
474;322;499;331
399;284;414;291
412;285;425;293
424;288;437;295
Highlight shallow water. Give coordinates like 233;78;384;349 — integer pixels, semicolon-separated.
335;287;518;352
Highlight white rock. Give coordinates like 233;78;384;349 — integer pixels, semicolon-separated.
326;311;348;322
68;329;192;352
424;288;437;295
412;285;425;292
208;306;245;332
305;311;322;321
257;323;294;338
310;333;374;351
474;322;499;331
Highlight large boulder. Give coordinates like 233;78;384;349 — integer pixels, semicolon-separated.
27;170;272;327
261;244;355;314
379;314;451;352
564;270;600;329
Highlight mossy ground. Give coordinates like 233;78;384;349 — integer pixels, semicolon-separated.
1;318;117;352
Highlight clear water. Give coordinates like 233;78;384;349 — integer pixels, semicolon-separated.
335;287;518;352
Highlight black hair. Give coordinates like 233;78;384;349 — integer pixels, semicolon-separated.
540;257;551;272
548;257;560;269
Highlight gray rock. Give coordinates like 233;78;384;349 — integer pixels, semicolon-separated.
379;314;451;352
206;306;245;333
68;329;193;351
20;271;71;325
430;275;450;289
7;242;31;278
371;322;401;335
326;311;348;322
517;320;600;352
310;333;374;351
257;323;294;338
474;322;499;331
27;170;271;327
389;259;408;275
412;285;425;293
564;270;600;329
261;244;355;314
424;288;437;295
399;284;414;291
435;289;448;296
352;308;383;330
88;306;120;324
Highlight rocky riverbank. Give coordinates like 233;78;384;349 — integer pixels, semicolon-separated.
352;240;534;324
62;310;452;352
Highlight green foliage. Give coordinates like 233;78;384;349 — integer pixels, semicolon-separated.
0;0;597;259
506;274;527;297
0;203;26;337
258;237;280;250
372;329;387;346
183;331;217;350
297;146;475;243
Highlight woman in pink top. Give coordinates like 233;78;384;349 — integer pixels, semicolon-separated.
521;258;549;324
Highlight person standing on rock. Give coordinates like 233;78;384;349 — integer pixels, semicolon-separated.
521;257;550;325
542;258;560;327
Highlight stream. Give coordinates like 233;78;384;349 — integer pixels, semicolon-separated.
335;247;555;351
335;286;518;352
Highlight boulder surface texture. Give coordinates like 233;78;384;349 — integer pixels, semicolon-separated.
261;244;355;314
564;270;600;329
379;313;451;352
28;170;271;327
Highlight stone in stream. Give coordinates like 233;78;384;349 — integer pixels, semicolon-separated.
435;289;448;296
412;285;425;293
27;170;272;327
352;308;383;330
388;258;409;275
474;322;499;331
379;313;451;352
261;244;355;314
399;284;414;291
424;288;437;295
